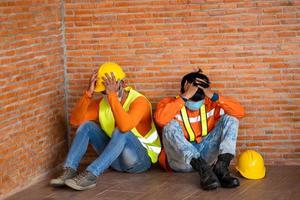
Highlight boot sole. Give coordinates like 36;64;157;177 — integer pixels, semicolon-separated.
220;182;240;188
202;182;220;190
50;183;65;187
65;180;96;191
219;178;240;188
50;180;65;187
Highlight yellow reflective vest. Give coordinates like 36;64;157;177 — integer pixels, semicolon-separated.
99;87;161;163
180;104;208;142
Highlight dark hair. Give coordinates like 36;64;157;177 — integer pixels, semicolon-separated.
180;69;210;101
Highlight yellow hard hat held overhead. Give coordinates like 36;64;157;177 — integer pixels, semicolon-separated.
94;62;126;92
236;150;266;180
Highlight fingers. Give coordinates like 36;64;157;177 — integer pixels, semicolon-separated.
195;78;209;88
90;70;98;82
103;72;118;86
102;73;110;86
103;73;114;82
89;71;98;88
187;82;199;91
91;71;97;78
92;73;98;80
106;72;110;79
195;78;206;84
110;72;116;83
184;81;189;91
185;81;197;92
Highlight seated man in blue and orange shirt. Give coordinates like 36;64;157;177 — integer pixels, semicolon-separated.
155;69;245;190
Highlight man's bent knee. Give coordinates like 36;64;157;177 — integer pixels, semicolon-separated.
220;114;239;125
76;121;98;135
162;120;181;140
119;148;140;168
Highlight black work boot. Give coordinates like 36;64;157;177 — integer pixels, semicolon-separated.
190;157;220;190
213;153;240;188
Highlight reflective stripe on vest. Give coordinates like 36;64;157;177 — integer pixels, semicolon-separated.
176;108;225;122
180;104;208;142
99;87;161;163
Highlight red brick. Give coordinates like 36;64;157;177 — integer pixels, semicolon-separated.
2;0;300;198
0;1;66;198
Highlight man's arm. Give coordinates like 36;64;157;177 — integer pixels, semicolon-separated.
195;74;245;118
70;91;100;126
155;81;202;127
154;97;185;127
108;93;150;132
103;72;151;132
70;71;100;126
215;95;245;118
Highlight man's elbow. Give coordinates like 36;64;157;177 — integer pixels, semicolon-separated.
236;107;245;118
70;116;80;126
118;124;134;133
154;115;169;128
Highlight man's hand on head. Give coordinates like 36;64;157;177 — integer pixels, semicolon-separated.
195;78;214;99
87;70;98;97
102;72;119;94
192;67;214;99
181;81;199;100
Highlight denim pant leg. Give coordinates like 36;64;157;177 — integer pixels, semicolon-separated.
193;114;239;165
64;121;109;170
86;129;151;176
162;120;200;172
110;133;151;173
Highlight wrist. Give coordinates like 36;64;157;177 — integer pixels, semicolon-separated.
107;92;118;101
106;90;117;95
205;90;214;99
211;93;219;102
86;90;93;98
180;94;189;102
181;92;191;100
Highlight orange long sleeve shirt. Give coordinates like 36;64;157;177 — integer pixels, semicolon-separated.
154;94;245;171
155;95;245;141
70;90;152;136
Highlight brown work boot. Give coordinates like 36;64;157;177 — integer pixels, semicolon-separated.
50;167;77;187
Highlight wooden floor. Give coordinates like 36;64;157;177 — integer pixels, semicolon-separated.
5;166;300;200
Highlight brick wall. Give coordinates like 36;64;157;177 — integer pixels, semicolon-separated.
1;0;300;198
0;0;67;198
64;0;300;165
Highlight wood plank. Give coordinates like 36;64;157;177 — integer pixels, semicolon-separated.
4;166;300;200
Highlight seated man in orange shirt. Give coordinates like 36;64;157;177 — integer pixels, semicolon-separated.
50;62;161;190
155;69;245;190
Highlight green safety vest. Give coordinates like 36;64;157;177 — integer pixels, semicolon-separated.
99;87;161;163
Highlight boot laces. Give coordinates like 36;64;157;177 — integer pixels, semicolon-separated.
74;171;89;183
59;168;74;179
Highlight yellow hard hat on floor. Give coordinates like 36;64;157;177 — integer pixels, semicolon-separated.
94;62;126;92
236;150;266;180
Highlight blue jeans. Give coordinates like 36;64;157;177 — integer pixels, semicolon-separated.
64;121;151;176
162;114;239;172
